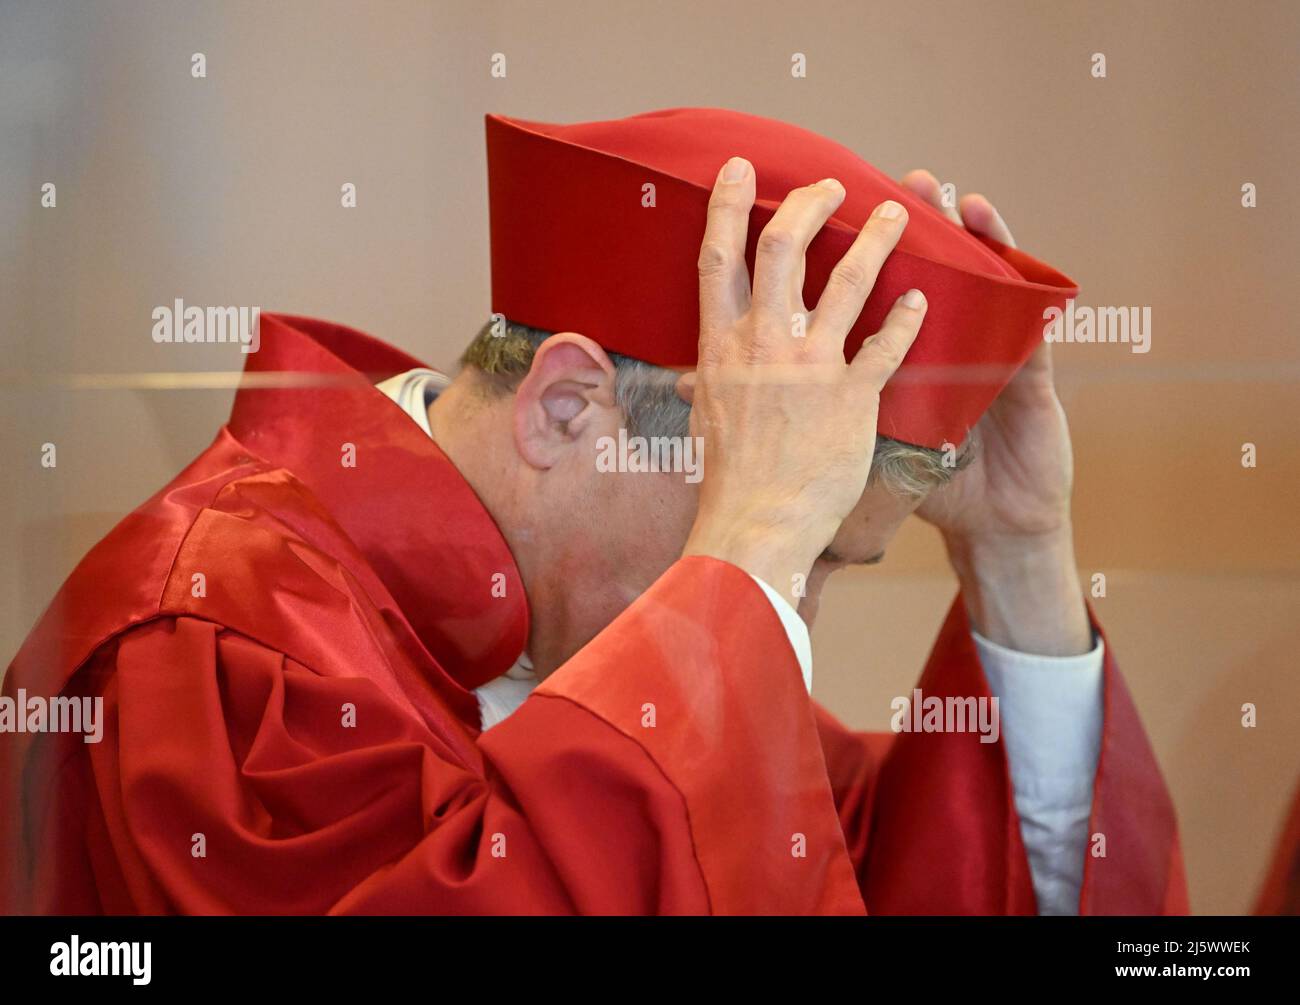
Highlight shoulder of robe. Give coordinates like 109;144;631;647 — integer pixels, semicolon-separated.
156;464;427;685
8;443;283;695
10;443;416;700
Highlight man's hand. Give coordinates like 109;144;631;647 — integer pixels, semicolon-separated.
902;170;1071;542
681;157;926;600
902;169;1092;655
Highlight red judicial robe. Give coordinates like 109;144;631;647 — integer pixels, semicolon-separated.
1255;779;1300;915
0;314;1188;915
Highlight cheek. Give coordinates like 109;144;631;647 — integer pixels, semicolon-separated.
829;513;887;561
829;488;925;563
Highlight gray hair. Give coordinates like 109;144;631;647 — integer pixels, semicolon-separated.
460;318;971;496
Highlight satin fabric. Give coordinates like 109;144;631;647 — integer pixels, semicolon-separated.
486;108;1079;449
0;314;1184;915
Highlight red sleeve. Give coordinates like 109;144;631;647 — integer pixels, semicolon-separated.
1255;778;1300;915
812;595;1188;915
87;557;863;915
520;557;864;914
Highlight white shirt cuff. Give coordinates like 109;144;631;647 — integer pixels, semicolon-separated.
972;629;1104;916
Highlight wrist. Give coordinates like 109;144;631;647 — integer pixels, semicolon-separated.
943;525;1076;572
683;521;815;604
944;525;1093;656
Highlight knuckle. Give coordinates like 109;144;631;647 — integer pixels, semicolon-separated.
756;226;795;258
879;342;906;370
869;333;905;369
696;241;733;276
827;258;869;291
697;341;726;369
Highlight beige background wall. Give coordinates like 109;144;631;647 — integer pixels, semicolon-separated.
2;0;1297;913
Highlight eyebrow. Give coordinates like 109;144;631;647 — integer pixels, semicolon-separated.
820;547;886;566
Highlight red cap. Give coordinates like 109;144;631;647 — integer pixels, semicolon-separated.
485;107;1076;449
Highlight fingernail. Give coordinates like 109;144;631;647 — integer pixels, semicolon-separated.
874;200;905;221
901;289;926;309
817;177;843;192
722;157;749;182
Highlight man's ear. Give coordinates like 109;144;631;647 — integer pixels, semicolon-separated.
513;332;618;470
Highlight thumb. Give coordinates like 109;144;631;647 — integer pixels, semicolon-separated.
675;371;697;404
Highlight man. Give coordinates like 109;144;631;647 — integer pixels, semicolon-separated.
0;109;1185;915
